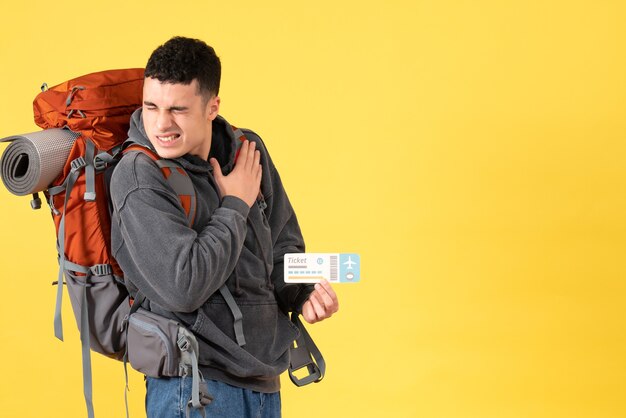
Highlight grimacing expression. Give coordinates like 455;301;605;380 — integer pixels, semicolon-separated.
142;77;220;160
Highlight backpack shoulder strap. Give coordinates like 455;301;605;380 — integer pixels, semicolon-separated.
230;124;248;161
230;125;267;209
122;145;196;227
230;123;325;386
288;313;326;386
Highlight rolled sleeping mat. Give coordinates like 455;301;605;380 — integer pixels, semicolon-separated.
0;128;79;196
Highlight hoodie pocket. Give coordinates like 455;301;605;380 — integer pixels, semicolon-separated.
191;301;299;378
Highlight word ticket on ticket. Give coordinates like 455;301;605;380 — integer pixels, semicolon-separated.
284;253;360;283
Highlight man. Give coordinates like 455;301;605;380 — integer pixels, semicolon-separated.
110;36;338;418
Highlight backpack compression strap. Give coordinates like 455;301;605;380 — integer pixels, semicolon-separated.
50;137;101;418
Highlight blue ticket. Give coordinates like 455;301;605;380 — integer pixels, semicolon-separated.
284;253;361;283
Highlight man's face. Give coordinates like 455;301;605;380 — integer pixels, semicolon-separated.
142;77;220;160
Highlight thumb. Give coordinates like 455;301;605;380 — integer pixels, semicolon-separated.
209;157;223;178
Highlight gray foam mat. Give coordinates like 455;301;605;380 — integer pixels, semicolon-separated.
1;129;79;196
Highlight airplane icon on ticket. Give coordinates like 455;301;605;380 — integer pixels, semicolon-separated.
343;256;357;270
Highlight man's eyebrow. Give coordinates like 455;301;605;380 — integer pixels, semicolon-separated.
143;101;188;111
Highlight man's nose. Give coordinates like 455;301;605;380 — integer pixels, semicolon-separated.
156;110;173;131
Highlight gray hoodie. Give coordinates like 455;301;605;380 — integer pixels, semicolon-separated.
110;109;313;392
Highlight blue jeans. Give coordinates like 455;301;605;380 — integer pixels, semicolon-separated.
146;376;281;418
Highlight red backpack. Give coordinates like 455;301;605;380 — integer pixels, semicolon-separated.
32;68;198;418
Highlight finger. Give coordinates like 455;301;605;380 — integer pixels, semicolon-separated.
209;158;223;179
236;140;249;169
253;149;261;169
302;301;317;324
254;150;262;182
314;282;338;314
255;163;262;184
316;280;339;313
244;141;257;171
308;291;328;320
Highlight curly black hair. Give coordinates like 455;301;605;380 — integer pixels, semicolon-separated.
145;36;221;100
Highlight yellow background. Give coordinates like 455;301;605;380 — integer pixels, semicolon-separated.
1;1;625;417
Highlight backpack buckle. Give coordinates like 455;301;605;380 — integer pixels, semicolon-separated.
199;381;214;406
177;335;191;352
71;157;87;172
288;344;323;387
287;314;325;387
91;264;112;276
93;156;107;172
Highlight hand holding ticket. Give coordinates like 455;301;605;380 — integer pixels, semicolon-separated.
284;253;361;283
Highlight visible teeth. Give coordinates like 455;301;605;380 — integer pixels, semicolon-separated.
158;134;177;142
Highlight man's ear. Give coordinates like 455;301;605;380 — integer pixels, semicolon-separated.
206;96;220;121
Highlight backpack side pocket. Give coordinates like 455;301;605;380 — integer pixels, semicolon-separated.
65;270;131;360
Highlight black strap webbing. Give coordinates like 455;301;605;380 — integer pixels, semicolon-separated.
288;313;326;386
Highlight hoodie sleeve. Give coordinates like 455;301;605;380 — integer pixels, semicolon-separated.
244;131;315;314
110;151;250;313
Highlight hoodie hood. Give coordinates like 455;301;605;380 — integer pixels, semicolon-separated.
127;108;240;175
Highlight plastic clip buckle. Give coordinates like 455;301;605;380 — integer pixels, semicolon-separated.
288;345;322;386
177;335;190;352
199;381;213;406
71;157;87;172
91;264;112;276
93;156;107;172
